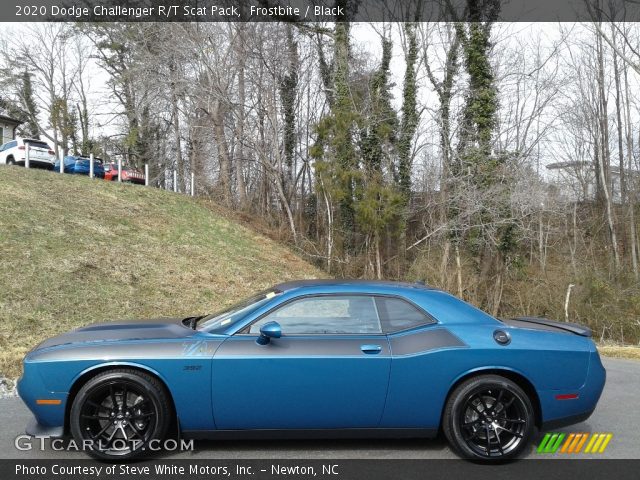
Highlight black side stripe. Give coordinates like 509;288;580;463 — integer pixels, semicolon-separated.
388;328;466;356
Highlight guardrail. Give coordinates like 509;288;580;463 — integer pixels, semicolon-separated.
20;149;196;197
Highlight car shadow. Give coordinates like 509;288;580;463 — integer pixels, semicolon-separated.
19;427;594;461
152;436;454;460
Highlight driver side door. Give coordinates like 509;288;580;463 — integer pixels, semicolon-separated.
211;294;391;430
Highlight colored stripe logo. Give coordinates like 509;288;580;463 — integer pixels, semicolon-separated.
537;433;612;454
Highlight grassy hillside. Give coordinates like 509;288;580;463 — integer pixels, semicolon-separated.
0;167;324;378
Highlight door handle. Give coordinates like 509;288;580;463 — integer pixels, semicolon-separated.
360;344;382;354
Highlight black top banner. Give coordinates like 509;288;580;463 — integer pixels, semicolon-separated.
6;0;640;22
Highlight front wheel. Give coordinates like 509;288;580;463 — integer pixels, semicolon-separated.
443;374;534;461
69;369;171;460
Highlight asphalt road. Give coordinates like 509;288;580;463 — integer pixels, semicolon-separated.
0;358;637;460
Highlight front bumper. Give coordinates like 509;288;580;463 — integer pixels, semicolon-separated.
25;418;65;438
17;369;67;437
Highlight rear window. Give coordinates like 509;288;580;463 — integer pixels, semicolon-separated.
25;141;50;149
375;296;435;333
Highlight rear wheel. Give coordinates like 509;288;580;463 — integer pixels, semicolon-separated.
69;369;171;460
443;374;534;461
6;156;15;166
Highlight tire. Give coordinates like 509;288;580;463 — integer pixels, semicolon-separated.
6;156;15;166
69;368;172;460
442;374;534;461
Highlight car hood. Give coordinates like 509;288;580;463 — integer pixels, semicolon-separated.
33;317;196;351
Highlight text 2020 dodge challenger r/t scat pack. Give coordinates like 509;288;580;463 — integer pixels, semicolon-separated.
18;279;605;461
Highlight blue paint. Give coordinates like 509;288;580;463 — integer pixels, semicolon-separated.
18;281;605;438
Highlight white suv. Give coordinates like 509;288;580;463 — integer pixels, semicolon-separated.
0;138;56;169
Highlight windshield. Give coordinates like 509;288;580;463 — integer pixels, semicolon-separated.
197;289;280;333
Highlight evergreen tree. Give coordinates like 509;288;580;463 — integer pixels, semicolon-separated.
0;71;41;138
360;37;398;173
453;0;518;314
454;0;500;185
280;25;299;194
311;20;360;257
20;71;40;138
357;37;403;277
313;30;404;276
398;23;419;201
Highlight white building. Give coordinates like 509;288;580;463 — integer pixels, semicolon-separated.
0;114;22;144
547;161;638;204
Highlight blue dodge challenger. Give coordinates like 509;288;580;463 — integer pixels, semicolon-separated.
18;279;605;461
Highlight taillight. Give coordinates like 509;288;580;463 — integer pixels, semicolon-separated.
48;150;54;155
18;145;25;150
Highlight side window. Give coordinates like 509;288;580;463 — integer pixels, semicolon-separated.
249;296;382;335
376;297;434;333
7;141;17;149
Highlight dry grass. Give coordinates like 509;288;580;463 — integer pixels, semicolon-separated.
597;344;640;361
0;167;324;378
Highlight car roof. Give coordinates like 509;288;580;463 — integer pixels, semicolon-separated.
273;279;438;292
64;155;103;160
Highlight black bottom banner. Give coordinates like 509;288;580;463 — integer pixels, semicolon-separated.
2;459;639;480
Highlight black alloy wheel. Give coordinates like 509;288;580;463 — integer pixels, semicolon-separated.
70;369;171;460
443;374;534;461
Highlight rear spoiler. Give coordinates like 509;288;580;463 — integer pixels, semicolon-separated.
505;317;592;337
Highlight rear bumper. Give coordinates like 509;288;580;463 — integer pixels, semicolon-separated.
541;409;595;430
16;159;54;168
123;177;145;184
538;349;606;429
74;169;105;178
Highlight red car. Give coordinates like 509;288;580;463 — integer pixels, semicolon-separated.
107;162;146;184
103;163;118;181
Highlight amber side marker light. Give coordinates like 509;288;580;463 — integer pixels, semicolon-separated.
36;399;62;405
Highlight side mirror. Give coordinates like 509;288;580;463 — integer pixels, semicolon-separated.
256;321;281;345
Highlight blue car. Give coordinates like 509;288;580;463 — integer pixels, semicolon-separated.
18;280;605;461
54;155;105;178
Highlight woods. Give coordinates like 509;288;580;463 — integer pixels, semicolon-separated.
2;5;640;343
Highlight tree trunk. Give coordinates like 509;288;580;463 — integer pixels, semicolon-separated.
455;243;463;299
375;233;382;280
213;100;231;204
169;61;183;192
273;174;297;244
234;24;248;209
319;175;333;274
596;30;621;272
623;51;639;279
539;208;546;271
440;239;450;287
